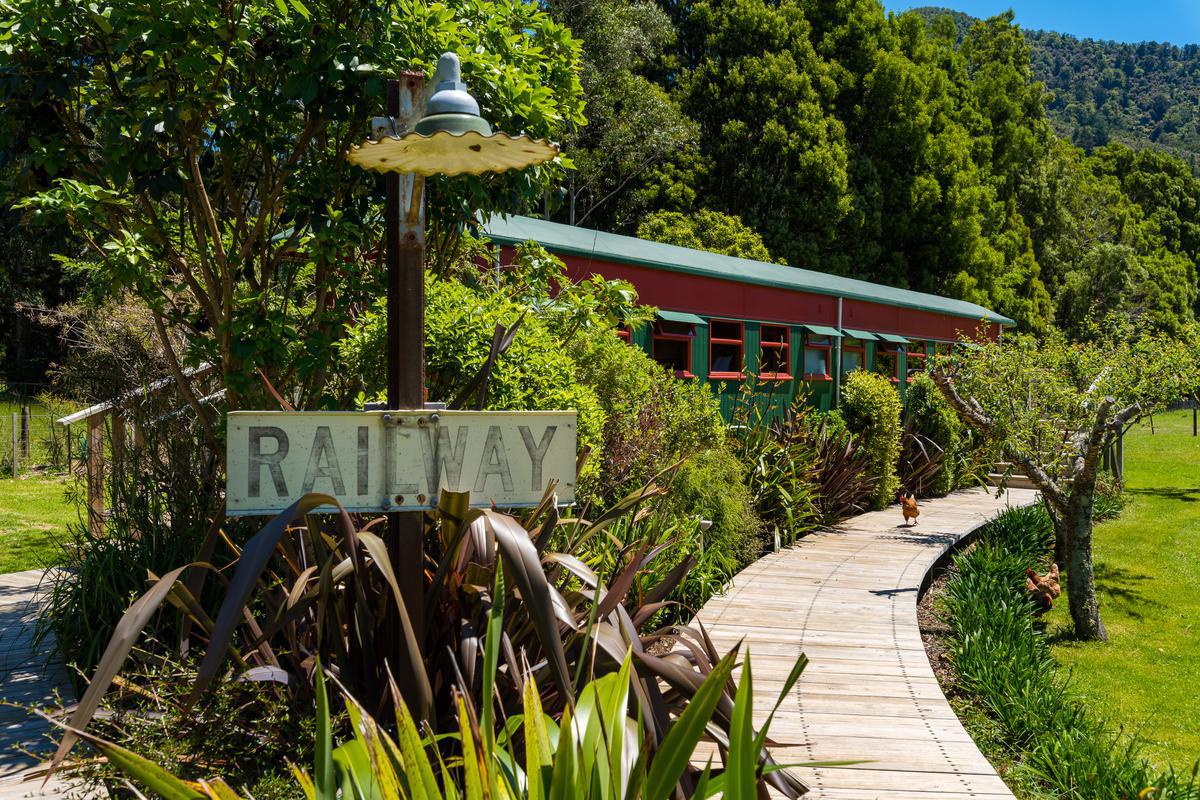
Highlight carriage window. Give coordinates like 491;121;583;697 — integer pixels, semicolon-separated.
759;324;791;379
709;319;744;378
841;338;866;375
803;334;833;380
652;319;695;378
876;344;900;382
906;341;928;379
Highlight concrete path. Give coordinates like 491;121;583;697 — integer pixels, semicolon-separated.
690;487;1040;799
0;570;75;799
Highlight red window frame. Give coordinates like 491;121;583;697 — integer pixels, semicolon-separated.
758;324;792;380
708;319;745;379
906;341;927;379
802;332;834;381
615;327;631;344
876;343;901;383
651;320;695;379
841;337;866;375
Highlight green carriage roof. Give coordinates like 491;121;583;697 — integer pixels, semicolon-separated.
481;215;1013;326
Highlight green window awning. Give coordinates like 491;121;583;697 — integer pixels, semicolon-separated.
957;341;982;350
842;328;879;341
657;310;707;326
876;333;910;344
801;324;843;338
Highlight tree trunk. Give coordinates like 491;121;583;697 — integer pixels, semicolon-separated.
1047;498;1069;570
1065;484;1107;641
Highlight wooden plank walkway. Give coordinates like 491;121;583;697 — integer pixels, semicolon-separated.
689;487;1040;799
0;570;76;799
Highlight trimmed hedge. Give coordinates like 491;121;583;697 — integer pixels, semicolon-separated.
841;370;902;510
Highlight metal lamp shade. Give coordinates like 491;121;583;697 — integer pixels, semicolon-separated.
348;52;559;176
347;130;559;177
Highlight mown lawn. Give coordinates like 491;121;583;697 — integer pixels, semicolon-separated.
1046;409;1200;773
0;475;74;573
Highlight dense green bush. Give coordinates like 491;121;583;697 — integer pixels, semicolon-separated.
666;446;764;570
338;274;608;496
942;505;1200;799
567;325;724;502
904;373;963;496
840;371;902;510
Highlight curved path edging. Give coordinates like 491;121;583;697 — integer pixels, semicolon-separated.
688;486;1040;799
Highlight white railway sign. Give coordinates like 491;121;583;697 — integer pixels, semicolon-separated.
226;410;576;516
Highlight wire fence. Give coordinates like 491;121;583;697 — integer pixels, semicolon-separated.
0;382;84;477
0;411;82;477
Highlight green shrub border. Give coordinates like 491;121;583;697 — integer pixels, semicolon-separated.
937;504;1200;800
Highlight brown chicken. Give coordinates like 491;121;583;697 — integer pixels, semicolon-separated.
899;493;920;526
1026;564;1061;611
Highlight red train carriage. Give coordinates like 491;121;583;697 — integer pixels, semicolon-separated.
483;215;1010;415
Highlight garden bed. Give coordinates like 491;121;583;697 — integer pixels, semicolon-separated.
919;505;1200;800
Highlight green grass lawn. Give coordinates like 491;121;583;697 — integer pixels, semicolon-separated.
0;475;74;572
1046;408;1200;773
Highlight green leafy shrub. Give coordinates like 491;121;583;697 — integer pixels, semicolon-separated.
53;490;809;800
567;325;724;502
338;274;607;496
666;446;764;571
903;373;962;496
840;371;902;510
941;505;1199;799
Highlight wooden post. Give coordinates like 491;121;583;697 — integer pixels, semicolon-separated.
9;413;17;477
385;73;428;718
65;423;73;473
87;415;105;535
111;413;126;469
19;405;30;459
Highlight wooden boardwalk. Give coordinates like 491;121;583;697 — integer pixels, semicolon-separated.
0;570;75;799
690;487;1040;799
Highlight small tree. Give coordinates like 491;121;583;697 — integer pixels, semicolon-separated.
931;327;1200;641
1;0;585;451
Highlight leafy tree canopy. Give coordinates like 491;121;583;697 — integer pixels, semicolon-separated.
0;0;585;426
636;209;777;261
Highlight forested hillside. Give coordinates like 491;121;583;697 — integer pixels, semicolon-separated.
545;0;1200;338
914;7;1200;167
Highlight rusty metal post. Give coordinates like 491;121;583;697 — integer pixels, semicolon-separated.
386;74;427;706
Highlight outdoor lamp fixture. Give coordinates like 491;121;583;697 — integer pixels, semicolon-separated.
344;52;559;719
347;52;559;176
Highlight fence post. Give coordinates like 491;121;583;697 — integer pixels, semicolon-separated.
9;413;17;477
19;405;30;459
65;423;73;473
87;415;105;535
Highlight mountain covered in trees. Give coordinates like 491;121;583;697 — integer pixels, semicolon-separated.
546;0;1200;339
913;7;1200;167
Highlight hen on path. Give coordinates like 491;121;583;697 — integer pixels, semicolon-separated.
900;493;920;526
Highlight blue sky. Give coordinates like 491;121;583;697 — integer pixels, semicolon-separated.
883;1;1200;45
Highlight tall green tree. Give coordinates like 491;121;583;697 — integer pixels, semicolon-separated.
0;0;585;446
545;0;696;229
